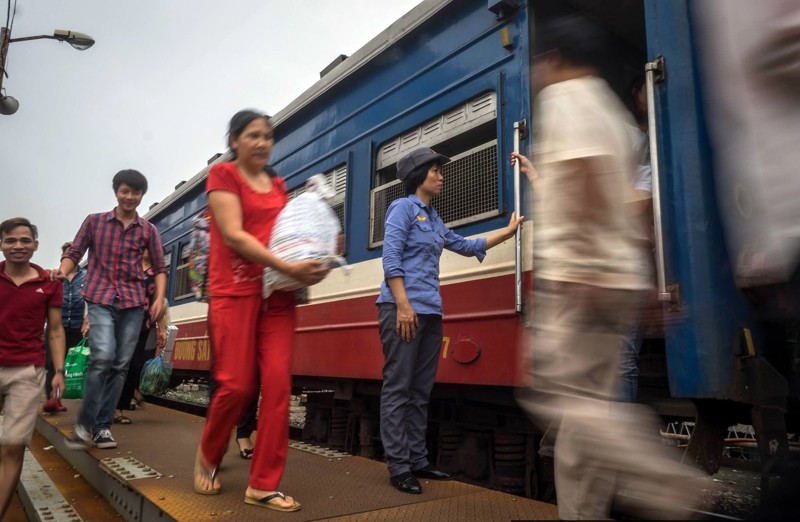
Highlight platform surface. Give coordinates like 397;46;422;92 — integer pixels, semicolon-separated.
39;400;559;521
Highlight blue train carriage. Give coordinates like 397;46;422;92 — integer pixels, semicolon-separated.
145;1;537;494
141;0;797;498
644;0;798;484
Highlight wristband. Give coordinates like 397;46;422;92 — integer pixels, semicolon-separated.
55;368;66;375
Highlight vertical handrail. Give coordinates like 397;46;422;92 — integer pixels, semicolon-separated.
513;121;523;313
645;57;672;302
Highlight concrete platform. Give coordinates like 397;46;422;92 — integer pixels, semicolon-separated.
36;399;559;521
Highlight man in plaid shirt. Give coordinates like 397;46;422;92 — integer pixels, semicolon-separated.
57;169;167;450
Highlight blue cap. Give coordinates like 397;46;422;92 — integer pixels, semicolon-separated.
396;147;451;181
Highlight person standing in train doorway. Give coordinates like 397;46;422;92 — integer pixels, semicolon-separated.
193;110;329;512
512;14;704;520
618;74;656;404
0;217;65;519
56;169;167;451
376;147;522;494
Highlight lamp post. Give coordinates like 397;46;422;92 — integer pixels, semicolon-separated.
1;26;95;115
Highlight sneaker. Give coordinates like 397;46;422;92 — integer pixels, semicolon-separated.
65;425;93;450
43;398;67;413
92;429;117;449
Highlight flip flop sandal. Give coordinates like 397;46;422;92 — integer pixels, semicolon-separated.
244;492;301;512
237;440;254;459
239;447;254;459
113;415;132;424
193;453;220;495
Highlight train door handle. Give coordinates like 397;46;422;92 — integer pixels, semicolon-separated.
645;56;673;303
513;120;526;313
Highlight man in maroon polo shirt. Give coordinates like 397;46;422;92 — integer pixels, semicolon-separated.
0;217;66;518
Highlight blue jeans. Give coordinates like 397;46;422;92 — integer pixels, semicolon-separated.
619;321;645;402
77;302;144;432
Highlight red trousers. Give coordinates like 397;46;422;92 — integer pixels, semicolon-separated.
200;291;295;490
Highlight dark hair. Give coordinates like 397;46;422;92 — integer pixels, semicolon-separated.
627;74;645;97
112;169;148;194
625;73;647;123
403;161;437;196
0;217;38;240
227;109;272;159
535;14;609;70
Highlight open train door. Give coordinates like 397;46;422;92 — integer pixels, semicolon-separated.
643;0;792;489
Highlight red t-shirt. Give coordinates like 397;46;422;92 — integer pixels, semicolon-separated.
0;262;63;367
206;162;288;297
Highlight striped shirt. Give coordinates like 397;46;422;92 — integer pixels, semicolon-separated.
63;210;166;309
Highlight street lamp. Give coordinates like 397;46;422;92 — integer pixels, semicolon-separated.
1;26;95;115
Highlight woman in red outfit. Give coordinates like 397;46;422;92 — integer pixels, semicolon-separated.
193;110;329;512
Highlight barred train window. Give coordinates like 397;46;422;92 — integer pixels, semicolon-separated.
289;163;347;242
172;243;193;300
369;91;499;248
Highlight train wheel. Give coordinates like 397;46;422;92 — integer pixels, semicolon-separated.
493;433;527;496
436;424;463;474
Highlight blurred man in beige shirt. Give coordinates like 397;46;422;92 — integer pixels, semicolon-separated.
513;14;702;520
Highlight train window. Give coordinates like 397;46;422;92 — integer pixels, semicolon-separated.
172;243;194;300
369;92;499;248
289;163;348;237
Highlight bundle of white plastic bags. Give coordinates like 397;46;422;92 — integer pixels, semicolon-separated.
263;174;350;298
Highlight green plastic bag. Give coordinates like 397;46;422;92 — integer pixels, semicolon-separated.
63;338;90;399
139;354;172;396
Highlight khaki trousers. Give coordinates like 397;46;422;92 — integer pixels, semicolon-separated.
517;280;702;520
0;365;45;445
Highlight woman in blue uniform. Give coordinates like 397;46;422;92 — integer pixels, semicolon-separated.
376;147;522;494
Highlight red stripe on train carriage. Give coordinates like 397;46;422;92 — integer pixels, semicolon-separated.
169;273;533;386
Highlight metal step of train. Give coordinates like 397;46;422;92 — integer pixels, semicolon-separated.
2;416;119;522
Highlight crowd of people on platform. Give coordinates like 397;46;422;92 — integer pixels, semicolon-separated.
0;168;171;516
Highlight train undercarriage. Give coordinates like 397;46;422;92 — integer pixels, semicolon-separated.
295;380;550;500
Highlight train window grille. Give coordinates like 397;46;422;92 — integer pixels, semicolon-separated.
370;92;499;248
375;92;497;177
289;163;347;239
370;141;499;247
172;243;194;300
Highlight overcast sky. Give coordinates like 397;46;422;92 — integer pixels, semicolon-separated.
0;0;422;268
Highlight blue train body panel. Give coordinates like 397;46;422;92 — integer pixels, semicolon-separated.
269;1;531;264
645;0;786;405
